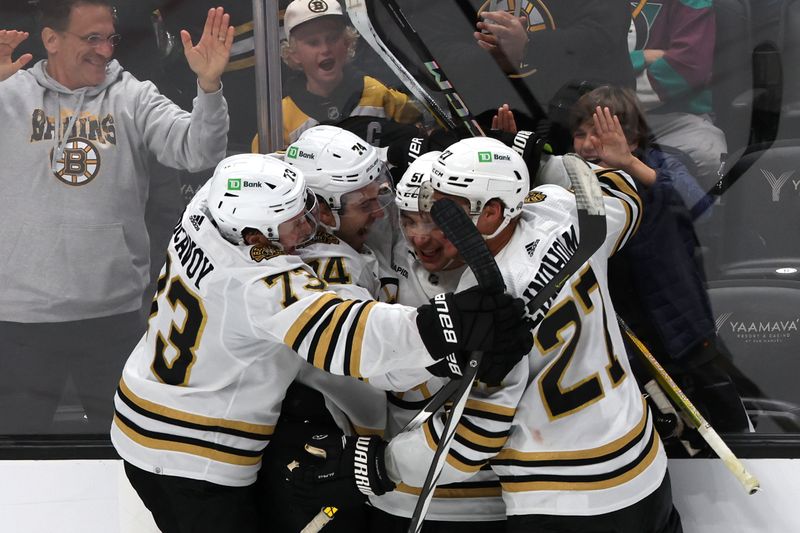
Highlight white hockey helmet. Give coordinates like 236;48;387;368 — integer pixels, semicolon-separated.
395;151;441;212
285;125;391;213
207;153;317;246
425;137;529;237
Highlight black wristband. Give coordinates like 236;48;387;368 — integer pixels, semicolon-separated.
352;436;395;496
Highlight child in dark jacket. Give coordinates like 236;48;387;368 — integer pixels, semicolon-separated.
570;86;752;441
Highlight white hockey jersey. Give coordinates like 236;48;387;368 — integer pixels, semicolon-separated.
369;240;506;521
387;169;668;517
111;188;438;487
297;229;381;300
295;230;387;437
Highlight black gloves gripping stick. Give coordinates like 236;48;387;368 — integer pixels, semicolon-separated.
416;286;533;385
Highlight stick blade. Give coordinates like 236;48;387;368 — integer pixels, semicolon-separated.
562;153;605;216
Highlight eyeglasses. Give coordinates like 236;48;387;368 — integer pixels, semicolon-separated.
63;31;122;48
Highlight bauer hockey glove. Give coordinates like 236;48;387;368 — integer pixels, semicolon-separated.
289;434;395;506
416;287;532;380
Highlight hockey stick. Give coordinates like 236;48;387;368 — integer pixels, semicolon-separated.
407;196;505;533
398;378;461;434
345;0;459;132
299;506;338;533
403;154;606;435
381;0;485;137
617;316;761;495
347;0;456;129
406;154;607;532
455;0;548;123
524;154;607;314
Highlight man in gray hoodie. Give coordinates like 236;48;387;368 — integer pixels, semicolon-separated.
0;0;232;434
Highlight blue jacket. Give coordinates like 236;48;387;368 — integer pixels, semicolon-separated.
610;147;714;360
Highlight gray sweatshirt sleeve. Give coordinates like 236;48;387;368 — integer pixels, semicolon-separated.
135;80;230;172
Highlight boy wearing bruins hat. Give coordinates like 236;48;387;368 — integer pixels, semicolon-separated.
255;0;422;147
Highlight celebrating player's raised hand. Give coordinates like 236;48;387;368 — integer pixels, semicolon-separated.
180;7;234;93
0;30;33;82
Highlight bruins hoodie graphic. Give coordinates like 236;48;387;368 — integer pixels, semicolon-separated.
0;59;229;322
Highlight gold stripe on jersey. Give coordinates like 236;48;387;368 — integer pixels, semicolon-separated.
396;481;502;498
388;380;440;410
494;396;648;464
464;399;516;420
455;418;510;451
283;293;342;352
422;420;484;474
113;414;262;466
310;299;359;371
596;170;642;253
281;96;318;146
226;56;255;71
118;379;274;438
360;76;420;124
234;21;254;36
345;301;379;378
499;425;661;492
223;22;255;73
350;105;388;118
279;76;420;146
352;424;385;437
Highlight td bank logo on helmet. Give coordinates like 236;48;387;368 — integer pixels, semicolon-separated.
227;178;264;190
287;146;315;160
478;151;511;162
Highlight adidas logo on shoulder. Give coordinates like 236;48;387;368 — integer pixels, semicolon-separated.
189;214;205;231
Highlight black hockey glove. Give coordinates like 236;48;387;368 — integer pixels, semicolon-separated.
385;128;467;177
386;128;545;185
417;287;533;380
289;434;396;506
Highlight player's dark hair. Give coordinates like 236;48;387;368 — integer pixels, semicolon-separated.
36;0;114;32
569;86;652;151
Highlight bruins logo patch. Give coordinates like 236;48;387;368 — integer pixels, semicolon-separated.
250;244;285;262
50;138;101;186
524;191;547;203
307;0;329;14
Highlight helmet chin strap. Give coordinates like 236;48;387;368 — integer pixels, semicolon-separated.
440;258;457;270
469;206;511;241
483;216;512;240
329;211;342;232
319;199;343;232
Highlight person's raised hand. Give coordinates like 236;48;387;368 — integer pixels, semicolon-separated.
0;30;33;82
181;7;233;93
474;11;527;73
588;106;635;170
492;103;518;134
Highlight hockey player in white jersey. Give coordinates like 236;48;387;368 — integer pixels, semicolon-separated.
110;153;533;533
287;124;393;297
262;125;396;530
362;151;507;531
291;138;683;533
